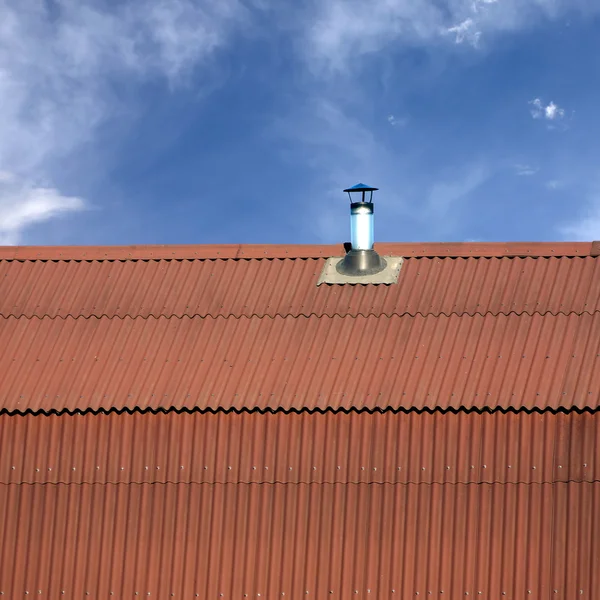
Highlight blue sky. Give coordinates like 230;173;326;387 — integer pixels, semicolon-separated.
1;0;600;246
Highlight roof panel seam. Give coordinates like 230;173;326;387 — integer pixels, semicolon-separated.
3;480;599;486
2;405;599;417
2;310;600;320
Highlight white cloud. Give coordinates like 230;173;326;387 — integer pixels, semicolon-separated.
305;0;446;73
472;0;498;10
515;164;539;176
387;114;408;127
545;102;565;120
303;0;599;73
529;98;566;121
447;18;481;46
0;0;255;244
0;173;85;245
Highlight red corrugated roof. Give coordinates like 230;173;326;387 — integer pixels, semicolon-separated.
1;313;599;413
0;242;599;413
2;255;600;318
2;242;599;597
1;411;598;598
4;481;598;598
2;412;598;486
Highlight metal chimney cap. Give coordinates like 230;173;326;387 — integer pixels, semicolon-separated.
343;183;379;193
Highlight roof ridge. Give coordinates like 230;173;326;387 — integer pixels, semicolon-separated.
0;241;597;260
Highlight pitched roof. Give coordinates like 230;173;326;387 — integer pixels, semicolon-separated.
1;242;599;414
2;242;599;599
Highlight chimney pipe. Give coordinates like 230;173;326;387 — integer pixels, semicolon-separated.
336;183;386;277
350;201;374;250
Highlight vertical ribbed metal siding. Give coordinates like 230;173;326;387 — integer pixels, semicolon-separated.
1;411;598;485
1;410;598;598
1;482;598;598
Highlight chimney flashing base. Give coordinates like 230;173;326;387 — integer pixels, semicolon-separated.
316;255;403;286
336;249;387;276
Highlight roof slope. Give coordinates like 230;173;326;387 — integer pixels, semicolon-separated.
1;313;599;412
2;254;600;318
0;242;598;413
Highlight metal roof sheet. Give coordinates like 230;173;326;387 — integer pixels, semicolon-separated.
1;242;598;413
1;255;599;318
1;411;598;599
5;482;598;598
1;312;599;413
2;242;599;596
2;411;598;485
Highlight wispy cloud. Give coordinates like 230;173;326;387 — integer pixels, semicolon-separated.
447;18;481;46
529;98;566;121
302;0;598;73
273;92;495;241
0;0;255;244
472;0;498;11
426;166;489;216
0;173;85;245
304;0;443;73
5;0;594;245
387;114;408;127
514;164;539;176
272;97;397;241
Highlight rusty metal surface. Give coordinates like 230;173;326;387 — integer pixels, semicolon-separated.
1;312;599;413
0;241;595;260
0;255;599;319
1;480;598;598
2;412;598;485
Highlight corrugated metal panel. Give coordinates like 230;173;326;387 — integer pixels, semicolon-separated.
1;256;599;318
0;241;595;260
1;313;599;413
1;481;598;598
2;412;598;485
